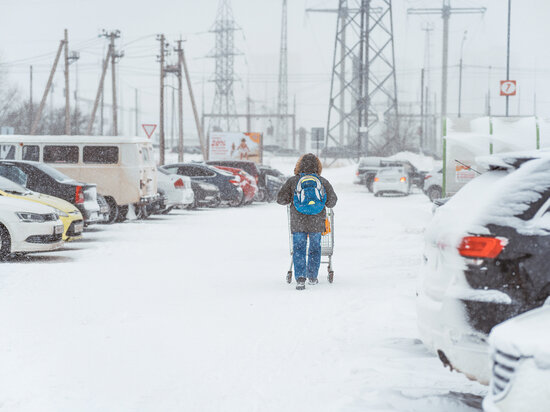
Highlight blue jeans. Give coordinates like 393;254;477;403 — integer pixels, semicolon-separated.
292;232;322;281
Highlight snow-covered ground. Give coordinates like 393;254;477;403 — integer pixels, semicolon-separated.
0;163;486;412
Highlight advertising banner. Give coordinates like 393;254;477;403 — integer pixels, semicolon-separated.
208;132;263;163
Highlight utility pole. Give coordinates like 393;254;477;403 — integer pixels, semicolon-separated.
458;30;467;118
408;1;486;122
181;42;207;159
420;68;425;149
30;39;65;135
87;48;113;135
29;65;33;133
506;0;512;117
101;30;123;136
135;88;139;136
276;0;288;148
64;29;71;135
174;40;185;162
157;34;169;165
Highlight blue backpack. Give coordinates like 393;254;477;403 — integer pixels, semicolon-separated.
293;173;327;215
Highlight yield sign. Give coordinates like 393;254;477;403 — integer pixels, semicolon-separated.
142;124;157;138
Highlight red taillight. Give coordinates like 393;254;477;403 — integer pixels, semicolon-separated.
374;177;379;182
75;186;84;204
230;175;242;186
400;177;407;182
174;178;185;189
356;171;359;176
458;236;508;259
425;174;432;180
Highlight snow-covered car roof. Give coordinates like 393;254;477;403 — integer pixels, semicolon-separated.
426;155;550;248
489;305;550;358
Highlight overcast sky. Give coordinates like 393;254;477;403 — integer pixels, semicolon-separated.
1;0;549;141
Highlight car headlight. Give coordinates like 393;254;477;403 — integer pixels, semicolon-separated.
16;212;46;222
55;209;69;217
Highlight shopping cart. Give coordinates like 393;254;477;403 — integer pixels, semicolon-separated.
286;206;335;284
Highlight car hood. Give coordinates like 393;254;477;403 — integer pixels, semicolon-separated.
0;195;58;214
490;305;550;359
27;192;80;214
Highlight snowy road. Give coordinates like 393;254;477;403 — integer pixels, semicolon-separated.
0;165;485;412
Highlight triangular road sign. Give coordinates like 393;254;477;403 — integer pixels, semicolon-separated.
142;124;157;138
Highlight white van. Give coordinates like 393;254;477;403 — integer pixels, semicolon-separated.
0;135;158;222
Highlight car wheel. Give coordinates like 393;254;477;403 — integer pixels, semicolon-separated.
427;186;442;202
228;191;244;207
117;205;128;222
366;179;374;193
104;196;119;224
255;189;267;202
0;224;10;260
210;196;221;208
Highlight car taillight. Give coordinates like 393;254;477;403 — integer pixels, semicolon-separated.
400;177;407;182
356;171;359;176
174;178;185;189
458;236;508;259
374;177;379;182
230;175;241;186
75;186;84;204
425;174;432;180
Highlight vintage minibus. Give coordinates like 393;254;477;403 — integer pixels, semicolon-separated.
0;135;158;222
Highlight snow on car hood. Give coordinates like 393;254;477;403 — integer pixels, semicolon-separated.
0;195;58;214
490;306;550;364
426;156;550;250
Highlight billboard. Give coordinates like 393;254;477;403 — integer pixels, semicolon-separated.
208;132;263;163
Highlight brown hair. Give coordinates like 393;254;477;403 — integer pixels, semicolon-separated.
294;153;323;175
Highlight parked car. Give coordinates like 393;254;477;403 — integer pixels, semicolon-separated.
483;306;550;412
214;165;257;205
155;167;194;213
205;160;268;201
373;167;410;197
417;151;550;384
162;163;243;206
423;168;443;202
0;160;100;226
188;180;221;208
357;157;425;192
0;176;83;241
0;195;64;259
0;135;158;223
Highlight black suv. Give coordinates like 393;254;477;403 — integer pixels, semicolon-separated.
0;160;101;225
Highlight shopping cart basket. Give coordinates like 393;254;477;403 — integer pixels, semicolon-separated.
286;206;335;284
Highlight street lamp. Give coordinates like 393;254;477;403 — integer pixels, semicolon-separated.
458;30;467;118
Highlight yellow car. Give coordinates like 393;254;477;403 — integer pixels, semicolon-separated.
0;176;84;241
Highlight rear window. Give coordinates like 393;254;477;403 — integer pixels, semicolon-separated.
83;146;119;164
44;145;79;164
0;145;16;160
22;145;40;161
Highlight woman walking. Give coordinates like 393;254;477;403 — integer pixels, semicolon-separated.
277;153;338;290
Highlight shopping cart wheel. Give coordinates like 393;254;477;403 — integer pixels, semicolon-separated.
286;271;293;284
328;270;334;283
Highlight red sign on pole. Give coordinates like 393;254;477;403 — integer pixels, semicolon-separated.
142;124;157;138
500;80;517;96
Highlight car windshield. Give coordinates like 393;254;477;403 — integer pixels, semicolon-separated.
29;162;76;183
0;175;30;194
210;166;233;176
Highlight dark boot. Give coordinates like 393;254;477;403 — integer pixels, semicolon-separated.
296;277;306;290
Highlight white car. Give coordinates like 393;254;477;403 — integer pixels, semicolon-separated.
373;167;410;197
0;195;64;258
156;167;194;212
483;305;550;412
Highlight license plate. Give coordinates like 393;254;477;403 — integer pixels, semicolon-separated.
54;224;64;235
74;222;84;234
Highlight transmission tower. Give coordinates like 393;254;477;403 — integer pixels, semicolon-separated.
208;0;241;132
325;0;398;158
276;0;288;147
